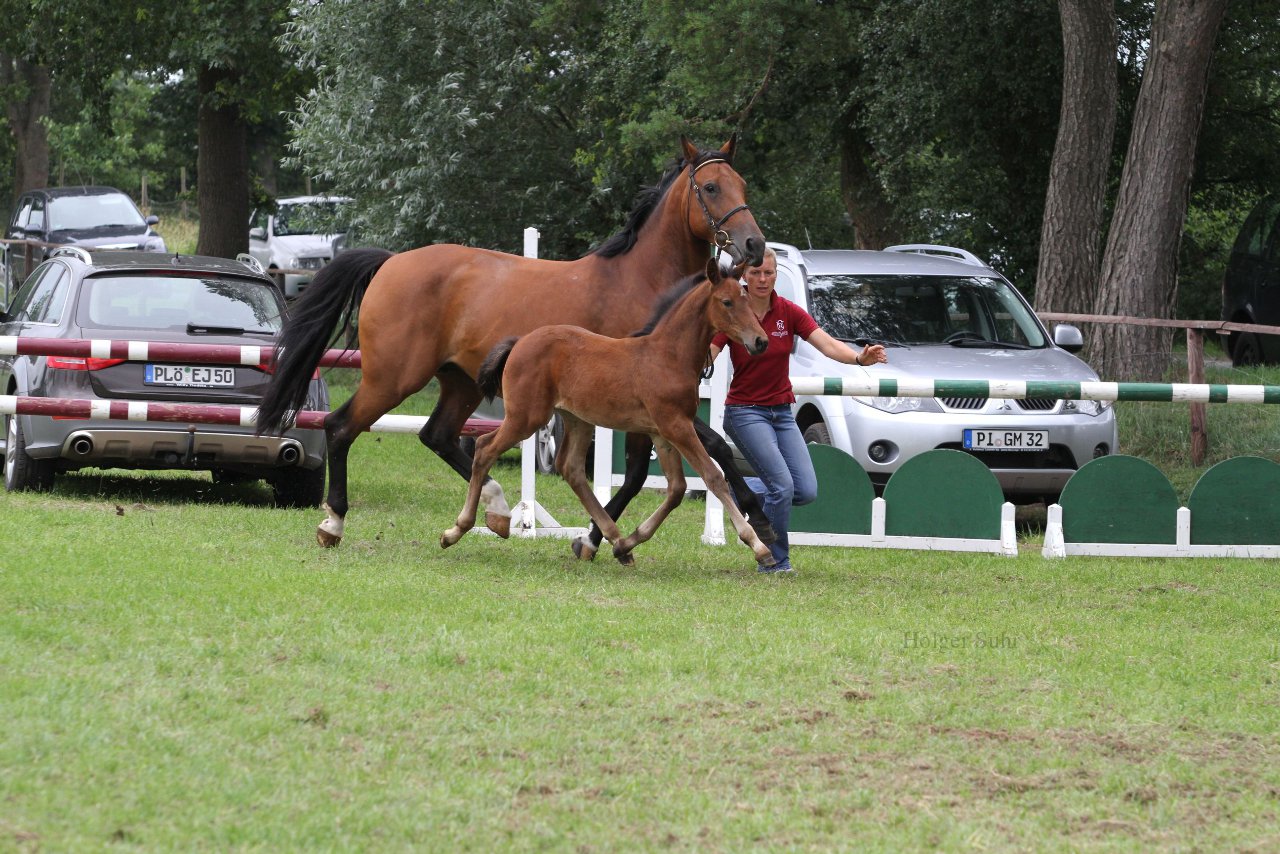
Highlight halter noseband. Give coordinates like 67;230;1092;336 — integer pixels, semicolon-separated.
688;158;750;253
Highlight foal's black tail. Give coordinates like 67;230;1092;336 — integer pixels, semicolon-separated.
477;336;519;403
256;247;394;435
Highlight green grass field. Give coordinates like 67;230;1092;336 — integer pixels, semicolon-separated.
3;364;1280;851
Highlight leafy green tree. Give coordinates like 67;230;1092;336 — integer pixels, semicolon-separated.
131;0;308;258
285;0;604;256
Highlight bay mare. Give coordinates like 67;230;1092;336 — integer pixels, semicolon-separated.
255;137;772;550
442;262;774;566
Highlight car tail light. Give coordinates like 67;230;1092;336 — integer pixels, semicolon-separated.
253;358;320;380
47;356;128;371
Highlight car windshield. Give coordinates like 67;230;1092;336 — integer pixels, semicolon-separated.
275;201;349;236
79;275;284;333
806;273;1047;348
48;194;146;231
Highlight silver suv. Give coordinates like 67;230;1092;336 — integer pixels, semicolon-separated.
760;242;1117;502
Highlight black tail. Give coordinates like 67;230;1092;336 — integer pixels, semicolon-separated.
256;247;394;435
477;336;519;402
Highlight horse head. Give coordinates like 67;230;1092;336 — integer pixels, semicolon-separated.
705;258;767;355
681;136;765;268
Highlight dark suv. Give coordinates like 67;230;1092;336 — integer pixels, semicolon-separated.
3;186;167;296
1;248;328;504
1222;195;1280;365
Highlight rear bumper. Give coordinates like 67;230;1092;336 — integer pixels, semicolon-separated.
57;427;314;470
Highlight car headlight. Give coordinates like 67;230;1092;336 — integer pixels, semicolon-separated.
854;395;945;414
1063;398;1110;416
146;237;167;252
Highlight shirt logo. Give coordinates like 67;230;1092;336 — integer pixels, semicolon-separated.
772;318;787;338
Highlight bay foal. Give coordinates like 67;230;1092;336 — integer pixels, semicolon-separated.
441;262;773;566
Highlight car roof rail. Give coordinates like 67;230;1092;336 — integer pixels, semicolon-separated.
48;246;93;264
766;241;805;261
236;253;266;275
884;244;986;267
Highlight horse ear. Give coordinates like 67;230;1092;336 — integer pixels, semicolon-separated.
720;134;738;162
705;257;722;283
731;261;746;279
680;136;699;164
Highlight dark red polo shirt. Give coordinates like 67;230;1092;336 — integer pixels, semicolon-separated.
712;293;818;406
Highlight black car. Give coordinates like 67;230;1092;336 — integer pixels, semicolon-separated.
2;186;167;296
1;248;328;504
1222;195;1280;365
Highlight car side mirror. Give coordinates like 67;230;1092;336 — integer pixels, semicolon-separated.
1053;323;1084;353
145;214;159;226
249;227;266;240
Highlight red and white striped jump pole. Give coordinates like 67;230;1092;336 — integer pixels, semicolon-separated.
0;335;361;368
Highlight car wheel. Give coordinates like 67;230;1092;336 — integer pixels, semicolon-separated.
269;463;326;508
1232;332;1263;367
4;412;55;492
803;421;832;445
535;414;564;475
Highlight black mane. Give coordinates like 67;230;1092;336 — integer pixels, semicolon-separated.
591;147;730;259
629;272;707;337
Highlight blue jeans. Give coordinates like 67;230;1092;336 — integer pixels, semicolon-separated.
722;404;817;568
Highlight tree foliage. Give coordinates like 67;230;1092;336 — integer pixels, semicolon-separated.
4;0;1279;344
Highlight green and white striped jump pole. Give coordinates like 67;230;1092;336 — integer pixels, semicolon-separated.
789;377;1280;404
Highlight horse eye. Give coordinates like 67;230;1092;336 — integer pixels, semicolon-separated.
703;182;718;194
721;298;733;307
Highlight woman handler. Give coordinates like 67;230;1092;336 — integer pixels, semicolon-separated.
710;247;888;573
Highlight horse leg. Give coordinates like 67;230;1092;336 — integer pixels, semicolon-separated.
441;427;515;547
417;365;513;537
694;416;777;546
317;381;408;548
556;415;633;565
664;419;774;566
611;437;688;562
572;432;653;562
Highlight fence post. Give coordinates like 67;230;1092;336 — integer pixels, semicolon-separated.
1187;328;1207;466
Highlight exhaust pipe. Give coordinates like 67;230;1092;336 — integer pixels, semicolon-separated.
277;443;301;465
70;435;94;456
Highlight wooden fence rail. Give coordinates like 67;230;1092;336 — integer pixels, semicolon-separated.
1038;312;1280;465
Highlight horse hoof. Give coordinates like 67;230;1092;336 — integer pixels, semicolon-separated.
486;511;511;539
316;528;342;548
571;536;597;561
440;532;455;549
613;548;635;567
751;517;779;546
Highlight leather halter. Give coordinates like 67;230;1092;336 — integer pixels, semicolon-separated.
688;157;750;252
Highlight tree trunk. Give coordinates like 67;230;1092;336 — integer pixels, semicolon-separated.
1;54;51;199
1090;0;1227;381
1034;0;1116;317
195;65;250;259
838;125;902;250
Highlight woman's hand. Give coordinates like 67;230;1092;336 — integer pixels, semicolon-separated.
858;343;888;366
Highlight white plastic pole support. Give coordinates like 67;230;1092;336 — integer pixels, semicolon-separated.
701;350;730;545
513;224;543;537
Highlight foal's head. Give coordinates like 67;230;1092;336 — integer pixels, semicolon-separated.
705;259;768;355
